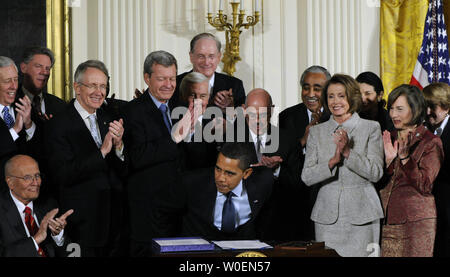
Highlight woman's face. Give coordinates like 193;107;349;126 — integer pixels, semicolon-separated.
327;83;350;118
427;103;449;127
389;95;413;130
188;81;209;113
359;82;381;107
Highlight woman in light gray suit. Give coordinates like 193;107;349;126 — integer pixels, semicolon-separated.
301;74;384;257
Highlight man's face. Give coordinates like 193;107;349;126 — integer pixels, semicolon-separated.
6;157;41;205
145;64;177;103
0;65;19;106
74;67;107;114
189;38;221;79
20;54;52;93
245;93;271;135
187;81;209;113
301;72;327;112
215;153;252;194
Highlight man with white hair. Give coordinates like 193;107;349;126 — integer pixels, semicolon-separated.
0;56;36;191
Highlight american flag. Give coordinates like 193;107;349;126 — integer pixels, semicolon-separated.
410;0;450;89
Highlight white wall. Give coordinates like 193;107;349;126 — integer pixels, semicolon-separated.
71;0;380;111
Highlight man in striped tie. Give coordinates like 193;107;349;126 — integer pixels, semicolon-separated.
0;154;73;257
0;56;37;192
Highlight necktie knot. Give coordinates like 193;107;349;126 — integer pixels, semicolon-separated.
23;206;32;216
159;104;167;113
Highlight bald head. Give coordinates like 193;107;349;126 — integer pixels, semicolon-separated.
5;155;41;205
245;88;273;135
245;88;272;108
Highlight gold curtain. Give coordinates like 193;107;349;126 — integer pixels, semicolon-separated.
46;0;72;101
380;0;428;101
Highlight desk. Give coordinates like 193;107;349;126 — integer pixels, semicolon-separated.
153;245;339;257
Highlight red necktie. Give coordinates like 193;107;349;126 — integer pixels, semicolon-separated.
23;207;46;257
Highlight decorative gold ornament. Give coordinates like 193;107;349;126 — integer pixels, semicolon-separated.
236;251;267;257
207;1;261;76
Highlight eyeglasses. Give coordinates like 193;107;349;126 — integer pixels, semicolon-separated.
8;174;42;184
79;82;107;92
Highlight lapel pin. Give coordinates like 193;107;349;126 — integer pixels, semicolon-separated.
253;200;259;204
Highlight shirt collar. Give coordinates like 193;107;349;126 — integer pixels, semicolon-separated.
209;73;215;89
148;91;168;110
74;99;95;120
437;114;449;133
249;128;267;145
9;190;34;215
218;179;244;198
22;87;43;102
306;107;324;122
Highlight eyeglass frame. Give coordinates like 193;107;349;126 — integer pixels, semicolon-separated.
8;173;43;184
78;82;107;92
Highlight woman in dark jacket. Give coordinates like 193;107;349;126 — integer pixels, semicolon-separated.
380;85;444;257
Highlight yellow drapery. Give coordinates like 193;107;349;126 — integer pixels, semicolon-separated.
380;0;428;101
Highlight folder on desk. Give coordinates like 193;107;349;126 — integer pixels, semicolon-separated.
152;237;215;253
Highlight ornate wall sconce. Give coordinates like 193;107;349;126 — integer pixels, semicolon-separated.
207;0;261;76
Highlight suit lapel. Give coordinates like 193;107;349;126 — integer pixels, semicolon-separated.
96;108;110;140
68;101;100;148
244;178;260;216
205;171;218;225
1;192;28;240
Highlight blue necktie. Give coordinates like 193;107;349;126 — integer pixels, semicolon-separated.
159;104;172;133
221;192;236;233
2;106;14;129
88;114;102;148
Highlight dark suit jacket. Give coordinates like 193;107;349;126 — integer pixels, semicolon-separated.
15;87;68;199
44;100;124;248
173;71;246;109
155;167;273;241
0;102;38;192
122;90;182;242
433;121;450;256
277;103;330;241
0;191;68;257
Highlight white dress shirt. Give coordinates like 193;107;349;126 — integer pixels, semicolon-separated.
214;180;251;230
9;191;64;250
74;99;124;160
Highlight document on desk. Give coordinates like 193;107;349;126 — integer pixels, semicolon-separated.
212;240;273;250
152;237;215;253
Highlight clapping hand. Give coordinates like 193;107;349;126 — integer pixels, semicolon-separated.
214;89;234;110
49;209;74;236
382;130;398;167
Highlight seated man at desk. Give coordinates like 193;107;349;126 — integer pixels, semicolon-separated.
155;142;273;241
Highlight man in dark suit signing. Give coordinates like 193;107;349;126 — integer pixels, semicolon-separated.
174;33;246;111
123;51;183;257
277;65;331;241
45;60;126;257
0;155;73;257
155;142;273;241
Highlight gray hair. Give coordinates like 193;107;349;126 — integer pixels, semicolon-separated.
74;60;109;83
300;65;331;86
22;47;55;67
143;50;178;76
179;72;209;102
0;56;18;72
190;33;222;54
